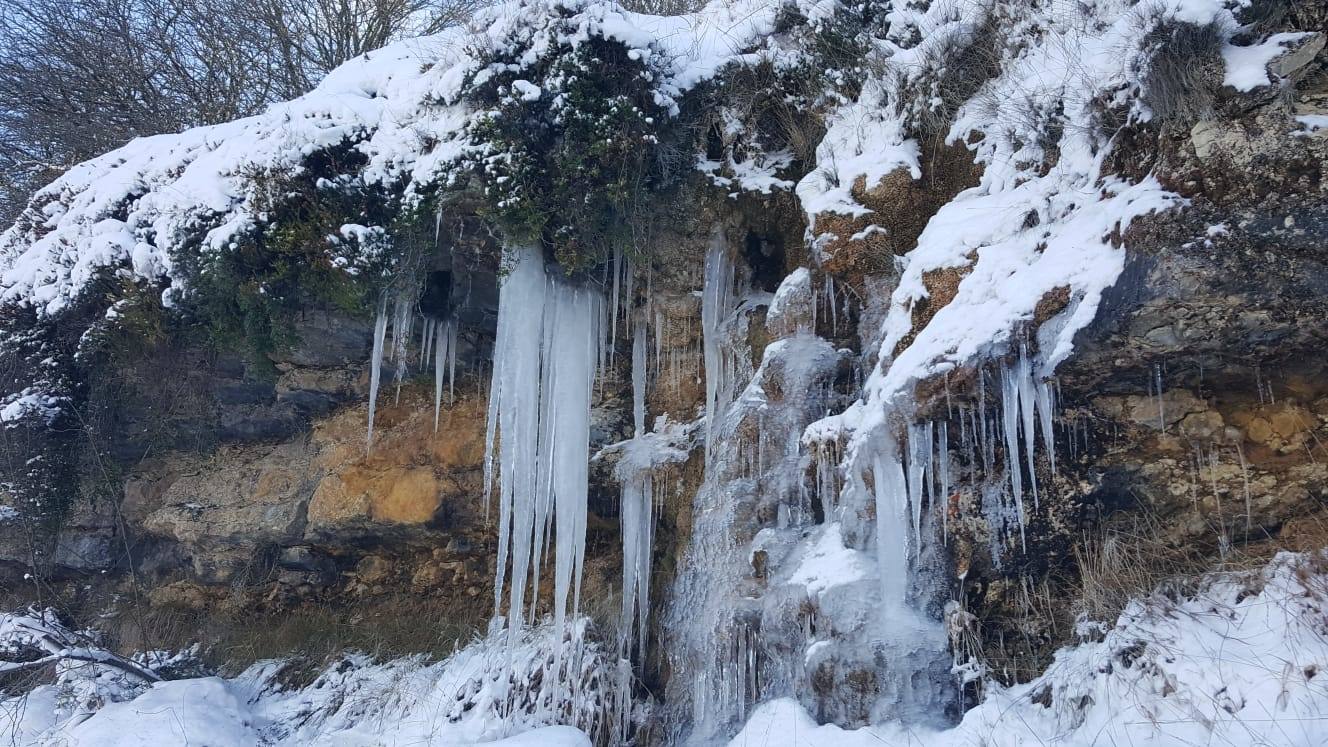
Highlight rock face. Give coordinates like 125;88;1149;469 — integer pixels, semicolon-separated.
118;385;495;592
3;7;1326;746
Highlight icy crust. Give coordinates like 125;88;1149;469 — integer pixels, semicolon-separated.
731;551;1328;746
782;522;873;599
1;619;611;746
0;0;792;318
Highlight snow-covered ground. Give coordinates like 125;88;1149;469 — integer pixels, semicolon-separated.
1;619;611;746
730;551;1328;747
4;552;1325;745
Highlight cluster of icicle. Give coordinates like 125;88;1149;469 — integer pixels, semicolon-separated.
481;244;674;743
366;290;458;449
483;245;603;650
854;344;1059;623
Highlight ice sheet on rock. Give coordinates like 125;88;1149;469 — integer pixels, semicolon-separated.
701;228;740;466
785;522;873;600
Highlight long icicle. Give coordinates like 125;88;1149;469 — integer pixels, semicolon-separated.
434;317;450;433
366;299;389;451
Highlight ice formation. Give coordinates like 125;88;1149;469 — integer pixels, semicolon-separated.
728;551;1328;747
434;316;458;432
619;315;653;661
366;301;389;449
484;245;602;647
0;0;1296;744
701;228;740;466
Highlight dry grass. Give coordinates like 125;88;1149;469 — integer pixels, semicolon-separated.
1137;13;1226;125
1072;510;1274;627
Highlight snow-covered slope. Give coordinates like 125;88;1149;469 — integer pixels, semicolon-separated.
1;619;613;746
730;551;1328;747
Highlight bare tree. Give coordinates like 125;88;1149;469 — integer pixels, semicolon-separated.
245;0;486;92
0;0;484;226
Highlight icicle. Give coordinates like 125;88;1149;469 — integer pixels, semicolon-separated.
1000;365;1026;549
447;319;457;401
827;274;837;336
616;312;655;663
978;372;993;478
484;245;602;654
433;318;450;433
366;300;388;450
419;317;432;367
1016;349;1040;510
944;374;953;417
1154;362;1165;430
485;248;547;640
906;422;932;549
609;249;623;355
1035;376;1056;476
540;282;599;642
632;315;647;437
701;230;737;465
654;308;664;382
1236;442;1252;534
939;420;950;543
392;294;411;404
871;437;910;616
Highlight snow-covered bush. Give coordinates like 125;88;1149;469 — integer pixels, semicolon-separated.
454;0;677;273
172;146;406;368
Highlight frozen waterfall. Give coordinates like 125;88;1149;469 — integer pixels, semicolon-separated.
484;246;603;646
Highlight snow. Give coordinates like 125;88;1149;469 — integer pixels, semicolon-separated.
806;0;1205;475
765;267;811;334
730;551;1328;747
795;84;920;226
697;151;796;196
0;0;787;319
785;522;873;599
1295;114;1328;135
0;389;66;425
3;618;612;746
60;678;259;747
1222;32;1316;92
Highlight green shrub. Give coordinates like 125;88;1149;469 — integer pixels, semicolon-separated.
453;2;675;274
170;143;405;370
